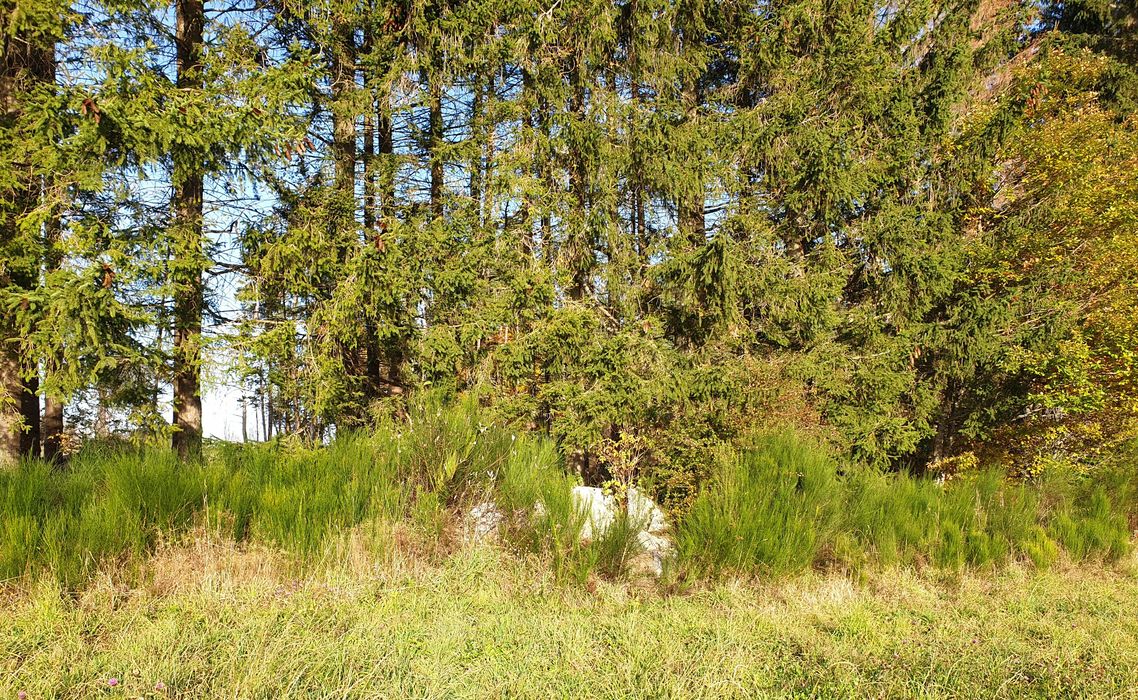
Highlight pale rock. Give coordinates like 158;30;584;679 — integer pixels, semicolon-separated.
465;501;505;543
571;485;669;539
634;531;676;577
572;485;615;541
517;485;675;577
626;486;668;533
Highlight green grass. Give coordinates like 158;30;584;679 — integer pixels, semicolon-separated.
3;411;1138;697
0;405;1133;588
677;431;1133;577
0;398;633;587
3;547;1138;698
0;447;203;586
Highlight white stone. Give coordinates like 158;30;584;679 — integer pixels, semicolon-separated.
635;531;675;577
626;486;668;533
465;501;505;543
529;485;675;577
571;485;670;540
571;485;616;541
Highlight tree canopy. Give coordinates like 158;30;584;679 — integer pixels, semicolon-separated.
1;0;1135;490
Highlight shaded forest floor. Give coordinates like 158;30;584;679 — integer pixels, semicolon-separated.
3;538;1138;699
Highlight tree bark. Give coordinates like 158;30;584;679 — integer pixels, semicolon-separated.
628;0;647;269
361;27;376;233
0;345;20;466
568;71;589;301
483;74;496;234
362;112;375;230
377;96;394;220
517;68;537;259
469;76;484;226
171;0;205;460
678;74;705;248
328;13;372;425
369;93;398;401
0;26;22;466
538;94;553;266
376;93;409;403
42;395;63;462
42;155;64;463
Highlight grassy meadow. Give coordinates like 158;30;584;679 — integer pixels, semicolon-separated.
2;401;1138;697
4;546;1138;698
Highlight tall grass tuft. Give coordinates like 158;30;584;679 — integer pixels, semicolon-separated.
677;433;838;577
0;397;597;586
0;447;202;586
1;406;1133;588
677;430;1134;578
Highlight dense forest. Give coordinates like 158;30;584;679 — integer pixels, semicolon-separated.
3;2;1138;695
2;0;1136;496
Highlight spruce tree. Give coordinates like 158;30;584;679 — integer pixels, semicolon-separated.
0;1;65;464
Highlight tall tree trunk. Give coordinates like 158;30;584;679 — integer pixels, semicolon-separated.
517;68;536;259
329;14;369;424
428;76;444;219
42;162;64;463
171;0;205;460
630;81;645;267
374;94;404;396
1;22;55;464
538;94;553;266
39;44;64;462
677;74;705;248
377;96;394;221
264;385;273;440
361;29;376;232
331;17;356;202
628;0;647;269
0;37;21;465
368;94;398;400
42;395;63;461
94;389;110;439
469;77;483;225
567;72;589;301
362;108;375;231
0;348;20;466
359;29;387;408
483;74;496;234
